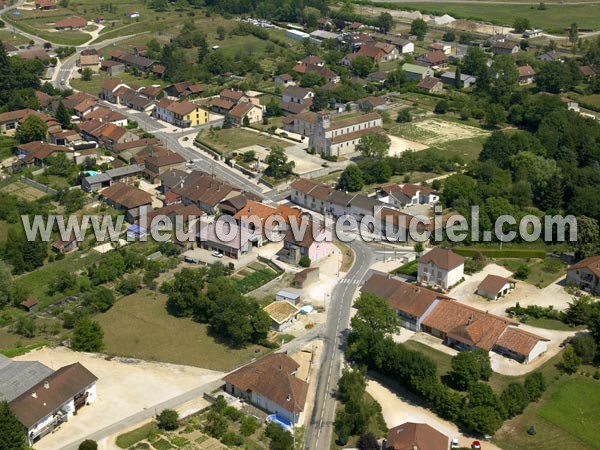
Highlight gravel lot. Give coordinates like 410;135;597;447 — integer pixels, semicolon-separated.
16;347;223;450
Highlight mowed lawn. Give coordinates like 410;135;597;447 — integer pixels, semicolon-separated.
496;376;600;450
96;290;271;371
196;128;289;155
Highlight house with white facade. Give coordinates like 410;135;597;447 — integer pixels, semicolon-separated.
223;353;308;425
566;255;600;294
10;363;97;445
477;274;514;300
377;183;439;209
417;247;465;290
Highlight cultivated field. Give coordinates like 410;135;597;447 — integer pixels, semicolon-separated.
96;290;271;371
0;181;50;201
391;118;489;146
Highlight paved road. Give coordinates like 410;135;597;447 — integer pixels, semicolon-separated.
303;239;376;450
54;379;224;450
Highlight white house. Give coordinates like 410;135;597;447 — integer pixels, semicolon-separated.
566;255;600;294
223;353;308;425
10;363;97;445
417;247;465;290
282;86;314;105
494;327;549;364
377;183;439;209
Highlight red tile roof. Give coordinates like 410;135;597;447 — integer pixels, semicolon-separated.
495;327;548;357
100;182;152;209
418;247;464;271
387;422;449;450
478;274;511;294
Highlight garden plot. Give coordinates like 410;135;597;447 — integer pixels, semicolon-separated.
393;119;489;146
0;181;49;201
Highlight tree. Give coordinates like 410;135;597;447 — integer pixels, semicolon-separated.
337;164;364;192
488;55;518;101
414;241;424;256
71;317;104;352
216;25;226;41
157;409;179;430
357;432;379;450
81;67;93;81
299;71;325;88
524;371;546;401
78;440;98;450
571;334;597;364
454;66;463;89
485;103;506;127
15;114;48;143
222;114;233;129
376;12;394;33
264;146;295;180
299;255;311;267
310;88;329;112
561;346;581;373
569;22;579;45
565;295;592;325
350;55;373;77
357;133;390;159
352;292;400;335
0;261;12;309
266;422;294;450
204;410;228;438
56;100;71;129
512;17;530;33
0;400;26;450
449;349;492;390
501;382;529;417
396;109;411;123
434;100;448;114
410;18;428;40
463;46;488;76
571;216;599;259
302;6;320;28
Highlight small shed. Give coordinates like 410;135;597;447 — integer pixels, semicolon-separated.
275;290;301;305
477;275;514;300
52;232;78;253
21;298;38;312
263;301;300;332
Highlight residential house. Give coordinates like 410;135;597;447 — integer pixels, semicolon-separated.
440;71;477;88
561;97;580;111
494;326;550;364
402;63;435;80
81;164;143;191
34;90;53;109
566;255;600;294
99;182;153;222
309;111;386;157
52;232;78;254
119;53;157;72
164;82;204;99
229;102;263;125
523;29;543;38
35;0;56;10
357;96;387;111
170;171;239;215
281;222;333;263
492;40;520;55
263;301;300;331
15;142;72;167
309;29;341;46
218;192;263;216
354;41;401;64
317;17;333;30
223;353;308;425
78;49;100;72
294;56;325;73
10;363;97;445
275;73;295;86
386;422;449;450
518;65;536;84
417;247;465;290
429;42;452;55
126;11;140;19
377;183;439;208
416;76;443;94
112;138;160;155
416;51;448;69
84;107;128;127
281;111;318;137
153;99;208;128
280;86;315;116
0;109;35;136
127;95;155;113
337;32;374;50
234;200;302;243
197;220;255;259
100;60;125;76
366;71;388;85
579;65;597;81
55;17;87;30
477;274;514;300
538;50;563;62
362;273;447;332
137;148;186;182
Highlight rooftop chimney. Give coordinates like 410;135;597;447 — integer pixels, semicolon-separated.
32;392;37;399
44;381;50;390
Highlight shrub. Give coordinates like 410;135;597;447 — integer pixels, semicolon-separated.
157;409;179;430
527;425;537;435
240;415;259;436
221;432;243;446
78;440;98;450
434;100;448;114
299;255;311;268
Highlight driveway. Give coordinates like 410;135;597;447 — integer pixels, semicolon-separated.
367;378;503;450
17;347;223;450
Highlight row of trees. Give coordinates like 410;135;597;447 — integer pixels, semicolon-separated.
346;292;547;435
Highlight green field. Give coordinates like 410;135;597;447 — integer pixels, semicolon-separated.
364;1;600;32
0;29;30;47
196;128;289;156
496;376;600;450
96;290;271;371
70;71;166;96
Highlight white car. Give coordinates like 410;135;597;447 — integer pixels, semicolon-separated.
450;438;460;449
211;250;223;258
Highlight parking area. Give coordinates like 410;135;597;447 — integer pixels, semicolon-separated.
17;347;223;450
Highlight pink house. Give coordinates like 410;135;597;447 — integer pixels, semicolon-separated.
282;223;333;263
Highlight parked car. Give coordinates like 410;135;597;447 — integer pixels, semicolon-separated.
211;250;223;258
451;438;460;448
472;441;481;450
